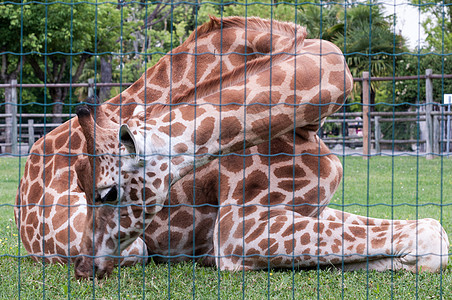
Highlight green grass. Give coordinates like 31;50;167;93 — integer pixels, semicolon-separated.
0;156;451;299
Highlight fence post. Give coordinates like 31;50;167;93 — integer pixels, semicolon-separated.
28;119;35;150
362;72;370;159
88;78;95;98
375;116;381;155
425;69;434;159
5;79;18;155
433;115;440;155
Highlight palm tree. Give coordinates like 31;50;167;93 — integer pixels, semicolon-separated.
299;1;406;77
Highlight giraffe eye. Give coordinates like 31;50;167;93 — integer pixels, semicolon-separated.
99;186;118;203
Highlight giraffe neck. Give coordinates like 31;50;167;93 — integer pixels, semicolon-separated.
103;16;307;122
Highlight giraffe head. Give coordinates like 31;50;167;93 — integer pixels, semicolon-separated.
73;104;123;278
73;105;180;279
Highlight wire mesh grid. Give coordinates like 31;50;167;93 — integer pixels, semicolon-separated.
0;0;451;298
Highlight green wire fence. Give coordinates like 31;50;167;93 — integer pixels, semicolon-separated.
1;0;451;299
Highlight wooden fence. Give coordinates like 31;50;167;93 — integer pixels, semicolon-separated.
0;79;132;155
1;70;452;158
323;110;452;156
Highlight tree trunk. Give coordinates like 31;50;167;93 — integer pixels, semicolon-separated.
28;54;90;124
1;54;21;84
50;87;64;124
99;56;112;102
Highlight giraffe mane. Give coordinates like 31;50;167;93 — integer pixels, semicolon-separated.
150;16;307;116
184;16;307;47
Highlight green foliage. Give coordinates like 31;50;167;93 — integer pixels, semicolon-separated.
393;1;452;105
369;0;452;126
222;0;297;22
412;0;452;52
297;2;344;40
0;0;141;116
395;56;448;104
1;0;136;58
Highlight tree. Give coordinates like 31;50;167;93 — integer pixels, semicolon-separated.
0;0;30;110
385;1;452;109
0;0;139;122
298;2;406;78
297;1;407;112
412;0;452;52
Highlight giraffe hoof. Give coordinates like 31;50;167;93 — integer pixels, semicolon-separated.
399;218;449;273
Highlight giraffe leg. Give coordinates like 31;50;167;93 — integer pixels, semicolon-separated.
335;217;449;272
318;207;418;226
214;208;449;273
317;207;449;271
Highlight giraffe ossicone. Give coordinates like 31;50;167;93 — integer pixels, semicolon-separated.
15;16;449;280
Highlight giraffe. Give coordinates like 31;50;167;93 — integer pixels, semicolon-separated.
14;16;319;265
15;17;448;279
72;19;449;278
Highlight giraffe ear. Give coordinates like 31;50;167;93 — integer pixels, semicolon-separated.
119;124;146;166
85;96;117;128
76;105;95;157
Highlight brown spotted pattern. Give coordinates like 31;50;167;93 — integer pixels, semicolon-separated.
15;17;448;279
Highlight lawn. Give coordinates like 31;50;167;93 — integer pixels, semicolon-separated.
0;155;451;299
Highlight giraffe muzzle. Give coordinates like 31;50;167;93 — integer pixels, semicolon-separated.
74;256;115;279
74;256;96;279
